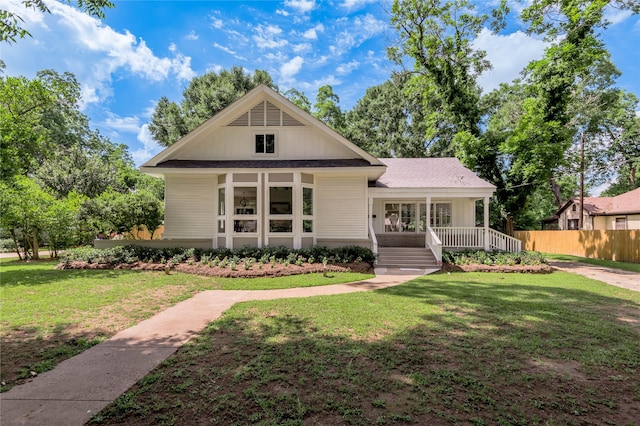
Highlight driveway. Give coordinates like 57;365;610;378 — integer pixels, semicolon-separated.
549;261;640;292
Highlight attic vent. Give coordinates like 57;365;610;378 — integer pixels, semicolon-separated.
282;111;303;126
226;100;305;127
250;102;265;126
229;112;248;126
266;101;280;126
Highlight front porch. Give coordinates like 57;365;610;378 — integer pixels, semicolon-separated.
367;194;522;269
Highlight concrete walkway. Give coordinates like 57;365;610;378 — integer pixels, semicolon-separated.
1;272;420;426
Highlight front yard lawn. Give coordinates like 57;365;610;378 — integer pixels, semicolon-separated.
93;271;640;425
0;259;372;391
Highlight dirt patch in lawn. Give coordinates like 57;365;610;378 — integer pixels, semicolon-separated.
56;260;373;277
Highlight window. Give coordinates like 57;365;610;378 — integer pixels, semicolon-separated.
615;217;627;230
568;219;579;230
417;203;452;229
269;186;292;233
255;133;275;154
303;187;313;233
572;204;577;212
233;187;258;233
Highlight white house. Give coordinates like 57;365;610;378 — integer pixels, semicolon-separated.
101;85;520;268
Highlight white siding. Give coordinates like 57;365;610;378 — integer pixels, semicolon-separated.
173;127;356;161
164;175;216;239
316;175;367;239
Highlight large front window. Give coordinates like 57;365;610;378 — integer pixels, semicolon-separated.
269;186;292;233
385;202;451;232
234;186;257;233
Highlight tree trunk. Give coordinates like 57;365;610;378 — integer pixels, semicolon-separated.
629;164;637;186
549;177;563;208
505;217;515;236
32;228;40;260
9;229;22;261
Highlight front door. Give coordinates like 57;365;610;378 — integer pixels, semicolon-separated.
384;203;417;232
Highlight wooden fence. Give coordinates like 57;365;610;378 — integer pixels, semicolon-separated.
514;230;640;263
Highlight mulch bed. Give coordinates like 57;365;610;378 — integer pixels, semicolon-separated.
56;261;373;278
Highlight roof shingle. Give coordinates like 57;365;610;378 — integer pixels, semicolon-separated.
375;158;495;189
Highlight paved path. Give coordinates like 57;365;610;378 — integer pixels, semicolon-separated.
1;272;422;426
550;261;640;292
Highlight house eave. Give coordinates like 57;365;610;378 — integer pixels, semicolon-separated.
367;187;495;198
141;165;386;180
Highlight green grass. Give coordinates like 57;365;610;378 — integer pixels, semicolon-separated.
0;259;372;390
93;271;640;425
545;253;640;273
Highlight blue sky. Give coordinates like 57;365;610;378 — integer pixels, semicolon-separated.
3;0;639;168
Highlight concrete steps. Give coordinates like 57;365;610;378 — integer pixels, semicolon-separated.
376;247;440;270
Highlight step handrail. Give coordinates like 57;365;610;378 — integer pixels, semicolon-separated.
426;225;443;265
368;221;378;256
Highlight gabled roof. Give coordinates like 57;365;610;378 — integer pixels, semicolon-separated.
557;187;640;216
375;158;496;189
141;84;384;169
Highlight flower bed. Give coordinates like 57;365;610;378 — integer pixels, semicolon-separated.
56;245;374;277
442;249;553;273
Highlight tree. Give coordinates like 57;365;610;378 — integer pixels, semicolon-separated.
0;176;53;259
0;70;85;178
1;0;114;44
313;85;344;132
284;88;311;113
388;0;505;154
344;74;428;157
148;67;278;147
44;191;87;257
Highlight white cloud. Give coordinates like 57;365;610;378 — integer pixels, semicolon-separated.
131;124;162;166
104;113;142;133
276;9;290;16
281;56;305;81
353;14;386;38
603;7;633;25
253;24;288;49
293;43;312;53
185;30;199;40
303;23;325;39
285;0;316;13
213;42;237;55
473;28;548;93
341;0;376;10
44;1;195;86
210;16;224;29
336;60;360;74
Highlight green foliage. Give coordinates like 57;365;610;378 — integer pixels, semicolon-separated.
344;74;429;157
61;245;376;267
312;85;344;132
148;67;278;147
442;249;548;266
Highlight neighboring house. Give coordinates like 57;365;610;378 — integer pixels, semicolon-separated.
544;188;640;230
105;85;520;267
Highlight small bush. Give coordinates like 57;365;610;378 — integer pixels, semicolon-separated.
443;249;548;266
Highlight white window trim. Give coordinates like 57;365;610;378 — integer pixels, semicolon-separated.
252;130;278;157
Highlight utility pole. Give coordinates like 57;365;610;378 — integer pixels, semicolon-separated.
579;132;584;230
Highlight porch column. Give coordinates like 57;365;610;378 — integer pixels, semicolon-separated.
484;196;490;251
426;196;431;248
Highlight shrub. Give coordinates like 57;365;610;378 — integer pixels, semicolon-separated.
442;249;547;266
60;245;376;269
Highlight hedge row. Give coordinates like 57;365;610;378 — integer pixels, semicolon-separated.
60;245;376;266
442;249;548;266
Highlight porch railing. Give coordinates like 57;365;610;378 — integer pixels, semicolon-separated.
433;227;521;253
425;226;443;264
434;227;483;249
488;229;522;253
